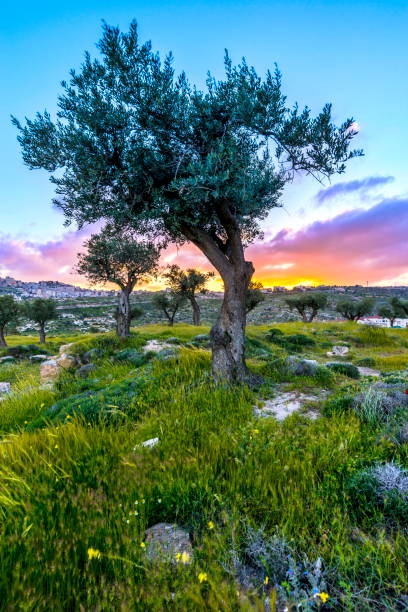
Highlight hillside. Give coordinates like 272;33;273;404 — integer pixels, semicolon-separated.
0;322;407;610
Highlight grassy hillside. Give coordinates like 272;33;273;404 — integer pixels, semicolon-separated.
0;323;407;610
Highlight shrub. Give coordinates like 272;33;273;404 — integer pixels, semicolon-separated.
266;330;316;353
356;357;376;367
326;362;360;379
114;348;151;367
353;385;408;425
347;463;408;526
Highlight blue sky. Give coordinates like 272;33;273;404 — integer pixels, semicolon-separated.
0;0;407;285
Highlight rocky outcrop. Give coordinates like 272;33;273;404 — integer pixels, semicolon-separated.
326;345;349;357
144;523;193;563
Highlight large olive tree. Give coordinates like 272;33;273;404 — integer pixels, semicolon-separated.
13;22;361;383
76;226;160;337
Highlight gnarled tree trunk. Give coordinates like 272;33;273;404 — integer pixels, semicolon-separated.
0;326;7;347
117;289;131;338
190;295;201;326
39;324;46;344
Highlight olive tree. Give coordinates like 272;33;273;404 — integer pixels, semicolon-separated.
246;281;265;314
24;298;58;343
336;297;374;322
285;292;328;323
378;302;400;327
0;295;21;347
13;22;361;383
163;265;214;326
152;292;187;326
76;226;160;337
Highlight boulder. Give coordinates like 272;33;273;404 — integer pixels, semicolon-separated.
77;364;97;378
144;523;193;563
357;366;381;378
29;354;50;363
82;348;104;364
285;356;318;376
143;340;174;353
58;343;75;356
56;354;77;370
326;345;349;357
0;356;15;365
40;359;61;383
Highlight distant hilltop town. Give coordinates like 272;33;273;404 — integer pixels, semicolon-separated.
0;276;115;300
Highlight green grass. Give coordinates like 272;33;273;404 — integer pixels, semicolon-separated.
0;323;407;610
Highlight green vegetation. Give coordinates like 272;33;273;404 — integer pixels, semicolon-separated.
0;321;407;609
23;298;58;343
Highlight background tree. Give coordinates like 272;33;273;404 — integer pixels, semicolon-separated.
24;298;58;343
336;297;374;322
163;265;214;326
76;226;160;338
152;292;187;326
378;302;400;327
390;297;408;318
245;281;265;314
13;22;361;383
0;295;21;347
285;292;328;323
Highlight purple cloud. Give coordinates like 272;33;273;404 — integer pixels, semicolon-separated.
315;175;394;205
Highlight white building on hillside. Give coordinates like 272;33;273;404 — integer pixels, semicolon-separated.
358;316;408;328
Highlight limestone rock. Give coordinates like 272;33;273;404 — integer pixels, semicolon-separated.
77;364;97;378
0;356;15;365
327;345;349;357
0;382;11;396
142;437;159;448
286;356;318;376
40;359;61;383
144;523;193;563
56;354;77;370
82;348;104;364
254;391;326;421
357;366;381;377
59;343;75;356
29;354;50;363
143;340;174;353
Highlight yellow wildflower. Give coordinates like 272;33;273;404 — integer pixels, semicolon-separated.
252;429;260;435
264;576;269;585
318;592;330;603
181;551;191;564
87;548;101;560
140;542;146;549
175;552;181;561
198;572;208;583
207;521;215;530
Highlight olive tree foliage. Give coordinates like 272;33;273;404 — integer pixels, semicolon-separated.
24;298;58;343
245;281;265;314
285;292;328;323
0;295;21;347
152;292;187;326
163;265;214;326
378;302;400;327
336;297;374;322
391;297;408;318
76;226;160;337
13;22;362;383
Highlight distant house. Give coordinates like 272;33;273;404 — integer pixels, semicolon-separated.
358;316;408;328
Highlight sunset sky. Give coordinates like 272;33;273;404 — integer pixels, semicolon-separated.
1;0;407;289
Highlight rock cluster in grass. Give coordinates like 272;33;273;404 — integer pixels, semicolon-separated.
144;523;193;563
254;391;327;420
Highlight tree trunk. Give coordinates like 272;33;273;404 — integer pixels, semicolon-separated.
0;326;7;347
190;295;201;326
117;289;131;338
39;325;46;344
210;263;256;384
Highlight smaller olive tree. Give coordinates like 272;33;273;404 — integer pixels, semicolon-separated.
152;292;187;326
24;298;58;343
77;227;160;338
390;297;408;318
163;265;214;326
0;295;21;347
285;292;328;323
378;302;400;327
336;297;374;322
246;281;266;315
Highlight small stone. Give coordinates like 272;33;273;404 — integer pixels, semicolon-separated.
286;356;318;376
141;437;159;448
77;364;97;378
144;523;193;563
254;391;326;421
143;340;174;353
357;366;381;377
0;382;11;396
